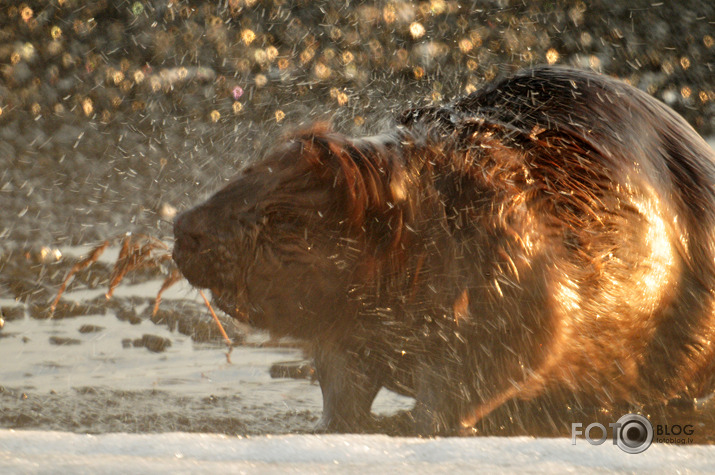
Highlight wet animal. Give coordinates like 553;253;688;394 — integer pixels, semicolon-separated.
173;66;715;434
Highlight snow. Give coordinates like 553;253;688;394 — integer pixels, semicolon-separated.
1;430;714;474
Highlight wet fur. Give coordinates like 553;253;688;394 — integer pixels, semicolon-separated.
173;66;715;435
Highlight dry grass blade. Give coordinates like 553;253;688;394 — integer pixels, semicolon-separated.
104;233;133;298
152;267;183;317
106;234;171;298
48;240;110;318
49;233;236;363
199;289;234;363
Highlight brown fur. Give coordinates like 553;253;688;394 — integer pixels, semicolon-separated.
173;66;715;435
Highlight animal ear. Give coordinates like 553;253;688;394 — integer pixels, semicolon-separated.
294;128;416;259
295;129;384;228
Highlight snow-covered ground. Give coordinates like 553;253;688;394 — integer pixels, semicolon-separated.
2;430;715;474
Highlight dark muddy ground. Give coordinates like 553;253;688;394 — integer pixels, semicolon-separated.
1;0;714;441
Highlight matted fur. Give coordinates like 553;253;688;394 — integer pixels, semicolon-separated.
173;66;715;435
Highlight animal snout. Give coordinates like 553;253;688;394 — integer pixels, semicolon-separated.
173;209;210;256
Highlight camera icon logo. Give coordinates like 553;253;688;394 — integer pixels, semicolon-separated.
615;414;653;454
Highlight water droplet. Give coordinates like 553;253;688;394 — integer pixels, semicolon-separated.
132;2;144;16
409;22;425;39
546;48;560;64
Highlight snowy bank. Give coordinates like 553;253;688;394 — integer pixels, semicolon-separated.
1;430;714;474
